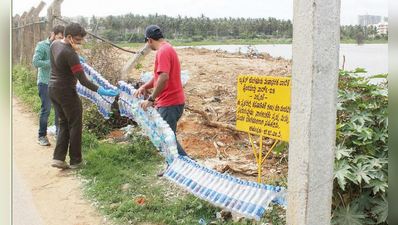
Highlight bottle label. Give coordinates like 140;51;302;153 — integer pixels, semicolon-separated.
219;194;228;204
185;179;193;187
199;187;207;195
224;197;234;207
255;206;266;218
190;182;198;190
235;200;244;210
209;191;217;199
247;203;257;214
214;193;222;202
178;175;186;184
194;185;202;193
204;189;212;197
241;202;249;213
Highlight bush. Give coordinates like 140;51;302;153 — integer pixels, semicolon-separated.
332;69;388;224
125;33;145;43
12;64;56;125
101;29;120;42
192;35;204;42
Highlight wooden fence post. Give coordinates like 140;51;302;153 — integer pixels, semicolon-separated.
47;0;64;34
12;15;20;64
25;7;35;67
19;12;27;63
46;3;53;34
52;0;64;26
33;2;46;46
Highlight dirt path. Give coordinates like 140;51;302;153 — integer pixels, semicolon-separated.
12;96;106;225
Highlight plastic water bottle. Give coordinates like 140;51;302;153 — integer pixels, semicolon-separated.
238;183;261;215
223;179;244;208
180;70;190;86
214;176;239;207
206;174;227;202
190;167;211;196
243;184;266;217
196;170;217;199
249;186;276;221
230;181;255;213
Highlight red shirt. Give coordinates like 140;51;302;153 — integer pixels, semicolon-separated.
153;42;185;107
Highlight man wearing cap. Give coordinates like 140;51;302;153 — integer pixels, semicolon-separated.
134;25;188;176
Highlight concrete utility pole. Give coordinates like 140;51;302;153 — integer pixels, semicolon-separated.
287;0;341;224
120;43;151;80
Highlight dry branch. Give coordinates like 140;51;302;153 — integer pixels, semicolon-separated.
185;105;237;132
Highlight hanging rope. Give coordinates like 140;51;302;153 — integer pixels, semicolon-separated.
53;16;136;54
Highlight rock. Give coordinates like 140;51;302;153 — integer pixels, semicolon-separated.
121;183;131;192
216;141;225;147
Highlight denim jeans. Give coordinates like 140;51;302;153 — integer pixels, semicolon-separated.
158;103;188;156
38;83;59;137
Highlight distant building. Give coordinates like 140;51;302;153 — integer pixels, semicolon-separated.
63;16;87;23
383;17;388;23
377;22;388;35
358;14;382;26
368;22;388;35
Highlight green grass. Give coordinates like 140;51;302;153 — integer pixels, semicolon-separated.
79;132;285;225
13;64;286;225
79;132;222;224
340;39;388;44
12;64;56;126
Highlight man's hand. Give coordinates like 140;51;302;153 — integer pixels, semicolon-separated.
133;86;146;98
140;100;154;111
98;88;119;96
49;32;55;42
78;56;85;63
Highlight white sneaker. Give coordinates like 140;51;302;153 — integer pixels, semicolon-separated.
38;136;51;146
51;160;70;169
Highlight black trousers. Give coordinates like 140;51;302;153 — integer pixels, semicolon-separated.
49;86;83;165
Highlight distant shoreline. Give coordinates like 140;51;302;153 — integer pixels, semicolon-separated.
114;39;388;47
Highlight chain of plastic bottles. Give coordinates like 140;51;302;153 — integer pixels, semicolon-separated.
117;81;179;164
76;63;117;119
165;156;287;221
78;64;288;219
141;70;190;86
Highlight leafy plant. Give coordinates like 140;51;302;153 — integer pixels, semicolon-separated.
12;64;57;126
332;69;388;224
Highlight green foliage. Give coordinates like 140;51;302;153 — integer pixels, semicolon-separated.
100;29;121;42
12;64;56;126
332;203;369;225
78;131;284;224
78;132;220;224
332;69;388;224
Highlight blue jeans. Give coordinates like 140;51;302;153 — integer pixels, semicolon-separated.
38;83;59;137
158;103;188;156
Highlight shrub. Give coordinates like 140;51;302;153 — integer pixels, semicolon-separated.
332;69;388;224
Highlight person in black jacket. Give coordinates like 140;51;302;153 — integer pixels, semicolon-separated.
49;22;118;169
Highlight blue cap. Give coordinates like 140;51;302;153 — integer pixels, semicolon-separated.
145;25;163;42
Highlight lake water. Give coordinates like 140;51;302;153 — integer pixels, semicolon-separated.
179;44;388;80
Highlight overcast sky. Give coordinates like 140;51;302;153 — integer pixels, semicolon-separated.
12;0;388;25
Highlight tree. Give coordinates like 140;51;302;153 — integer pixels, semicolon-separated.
355;33;365;45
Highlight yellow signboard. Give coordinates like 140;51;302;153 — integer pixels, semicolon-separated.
236;75;291;141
